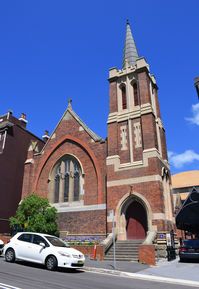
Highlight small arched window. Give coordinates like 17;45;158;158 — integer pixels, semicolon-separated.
133;83;139;106
52;155;82;203
121;85;127;109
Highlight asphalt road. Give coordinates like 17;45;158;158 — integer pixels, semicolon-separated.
0;257;196;289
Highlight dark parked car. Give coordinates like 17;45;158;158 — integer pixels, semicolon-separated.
179;239;199;262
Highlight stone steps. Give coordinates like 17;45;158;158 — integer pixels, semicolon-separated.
104;239;143;261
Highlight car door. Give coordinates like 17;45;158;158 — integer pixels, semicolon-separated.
16;233;33;260
28;234;49;263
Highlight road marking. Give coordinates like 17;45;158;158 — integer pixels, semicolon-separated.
0;283;22;289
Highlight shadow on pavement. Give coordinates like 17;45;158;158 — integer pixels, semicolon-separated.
11;260;85;274
85;258;149;273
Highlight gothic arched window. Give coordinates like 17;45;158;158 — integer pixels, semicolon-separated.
121;85;127;109
52;155;82;203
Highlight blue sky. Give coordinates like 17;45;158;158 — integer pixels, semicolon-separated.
0;0;199;175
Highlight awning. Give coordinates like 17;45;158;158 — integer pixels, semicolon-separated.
176;188;199;233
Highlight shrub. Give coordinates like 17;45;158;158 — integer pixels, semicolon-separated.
10;194;59;236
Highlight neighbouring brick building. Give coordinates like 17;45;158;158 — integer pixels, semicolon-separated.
0;111;44;233
172;170;199;214
22;21;174;241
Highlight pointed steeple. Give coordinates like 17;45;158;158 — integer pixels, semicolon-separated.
122;20;139;68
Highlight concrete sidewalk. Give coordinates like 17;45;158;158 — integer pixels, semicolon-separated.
139;258;199;281
84;257;199;287
85;259;148;273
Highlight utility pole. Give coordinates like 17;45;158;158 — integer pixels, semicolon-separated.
110;209;116;270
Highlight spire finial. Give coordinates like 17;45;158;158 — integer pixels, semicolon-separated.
122;20;139;69
68;98;72;109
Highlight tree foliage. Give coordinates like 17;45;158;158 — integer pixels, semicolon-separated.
10;194;59;236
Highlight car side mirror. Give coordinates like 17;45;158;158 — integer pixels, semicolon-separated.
39;242;46;248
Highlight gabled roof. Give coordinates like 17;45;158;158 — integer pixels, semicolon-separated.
67;107;102;142
39;101;103;154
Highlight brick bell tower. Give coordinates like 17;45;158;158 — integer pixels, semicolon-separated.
106;20;174;241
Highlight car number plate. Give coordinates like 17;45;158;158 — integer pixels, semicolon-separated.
188;249;195;252
78;260;83;264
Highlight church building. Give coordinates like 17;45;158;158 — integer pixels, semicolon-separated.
22;21;174;242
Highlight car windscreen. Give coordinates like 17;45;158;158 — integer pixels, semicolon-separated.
183;239;199;248
45;236;70;247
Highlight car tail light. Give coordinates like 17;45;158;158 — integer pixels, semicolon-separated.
179;247;188;252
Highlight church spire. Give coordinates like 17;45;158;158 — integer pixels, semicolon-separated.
122;20;139;68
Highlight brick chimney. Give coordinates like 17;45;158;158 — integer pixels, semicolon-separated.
19;113;28;128
7;109;13;120
42;130;50;142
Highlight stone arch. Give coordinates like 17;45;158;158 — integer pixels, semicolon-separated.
130;79;140;107
32;135;103;204
48;153;85;204
115;191;153;240
119;83;127;110
48;152;85;181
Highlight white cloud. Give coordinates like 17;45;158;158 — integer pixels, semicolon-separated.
168;150;199;169
185;103;199;125
168;151;174;159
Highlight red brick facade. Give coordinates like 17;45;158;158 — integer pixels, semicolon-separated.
22;32;174;242
139;244;156;265
22;109;107;237
106;61;174;240
0;112;44;233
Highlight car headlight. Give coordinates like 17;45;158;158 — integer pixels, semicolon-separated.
58;251;71;257
72;254;84;259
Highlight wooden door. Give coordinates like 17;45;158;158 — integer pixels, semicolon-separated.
126;201;147;239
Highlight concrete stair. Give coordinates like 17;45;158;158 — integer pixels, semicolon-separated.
104;240;143;261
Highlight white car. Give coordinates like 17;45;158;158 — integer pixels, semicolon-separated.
0;239;4;255
3;232;85;270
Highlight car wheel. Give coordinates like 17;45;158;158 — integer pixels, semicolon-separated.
45;255;57;271
179;257;185;262
5;248;15;263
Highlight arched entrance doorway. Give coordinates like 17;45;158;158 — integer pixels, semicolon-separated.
125;200;148;240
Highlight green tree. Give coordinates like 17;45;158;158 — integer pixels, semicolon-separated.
10;194;59;236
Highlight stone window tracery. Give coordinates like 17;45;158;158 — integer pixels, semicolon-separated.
54;166;61;203
51;155;82;204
